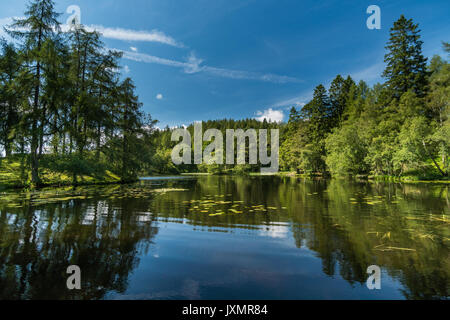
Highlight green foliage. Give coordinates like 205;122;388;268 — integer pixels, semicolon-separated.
279;16;449;180
0;0;156;188
383;15;429;98
325;123;368;176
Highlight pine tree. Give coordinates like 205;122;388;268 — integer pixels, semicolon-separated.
0;41;21;156
299;84;331;172
116;78;145;181
329;75;354;127
302;84;331;143
383;15;428;99
443;41;450;55
6;0;60;185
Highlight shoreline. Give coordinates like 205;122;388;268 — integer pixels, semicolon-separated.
275;172;450;184
1;172;449;191
0;178;139;191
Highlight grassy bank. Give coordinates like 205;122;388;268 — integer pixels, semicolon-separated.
0;155;122;190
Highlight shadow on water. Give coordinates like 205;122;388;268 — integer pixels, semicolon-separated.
0;176;448;299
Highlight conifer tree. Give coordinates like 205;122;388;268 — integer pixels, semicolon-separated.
383;15;428;99
0;41;21;156
7;0;60;185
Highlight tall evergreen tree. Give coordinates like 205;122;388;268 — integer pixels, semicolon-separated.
383;15;428;99
329;75;355;127
302;84;331;143
0;41;21;156
6;0;60;185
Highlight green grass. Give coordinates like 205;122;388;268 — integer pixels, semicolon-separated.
0;155;122;190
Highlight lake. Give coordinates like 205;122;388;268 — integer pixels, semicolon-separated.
0;176;448;300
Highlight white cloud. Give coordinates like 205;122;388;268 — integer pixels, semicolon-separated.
1;16;183;47
350;62;383;83
183;52;204;74
123;65;130;73
259;224;290;239
0;17;11;35
0;17;24;39
203;65;299;83
271;96;309;109
156;93;163;100
255;108;285;123
117;49;301;83
269;89;314;109
84;25;183;47
2;17;299;84
120;49;187;67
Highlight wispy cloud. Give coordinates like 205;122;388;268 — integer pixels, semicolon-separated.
271;93;311;109
2;16;299;84
120;49;188;68
255;108;285;122
0;17;22;38
118;49;301;83
84;25;184;47
1;16;183;48
350;62;383;83
203;66;300;83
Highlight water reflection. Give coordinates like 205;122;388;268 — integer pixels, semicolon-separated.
0;177;448;299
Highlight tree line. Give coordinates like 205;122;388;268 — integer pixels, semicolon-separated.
151;15;449;179
0;0;156;186
149;118;279;175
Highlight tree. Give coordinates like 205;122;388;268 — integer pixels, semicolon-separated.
302;84;331;141
427;45;450;176
299;85;331;172
325;123;368;176
110;78;155;181
0;41;21;156
6;0;61;185
329;75;354;127
443;41;450;55
383;15;428;99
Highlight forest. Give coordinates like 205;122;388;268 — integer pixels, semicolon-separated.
1;0;449;188
0;0;157;187
279;17;449;180
152;16;450;180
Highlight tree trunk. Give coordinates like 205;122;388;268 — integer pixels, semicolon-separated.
30;9;44;187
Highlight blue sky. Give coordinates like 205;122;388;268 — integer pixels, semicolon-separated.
1;0;449;127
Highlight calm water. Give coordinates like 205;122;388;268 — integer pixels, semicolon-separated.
0;176;448;300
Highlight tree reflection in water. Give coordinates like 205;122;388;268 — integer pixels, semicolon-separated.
0;177;448;300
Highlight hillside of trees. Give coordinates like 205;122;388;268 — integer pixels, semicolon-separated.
1;2;449;188
0;0;157;187
280;16;449;180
